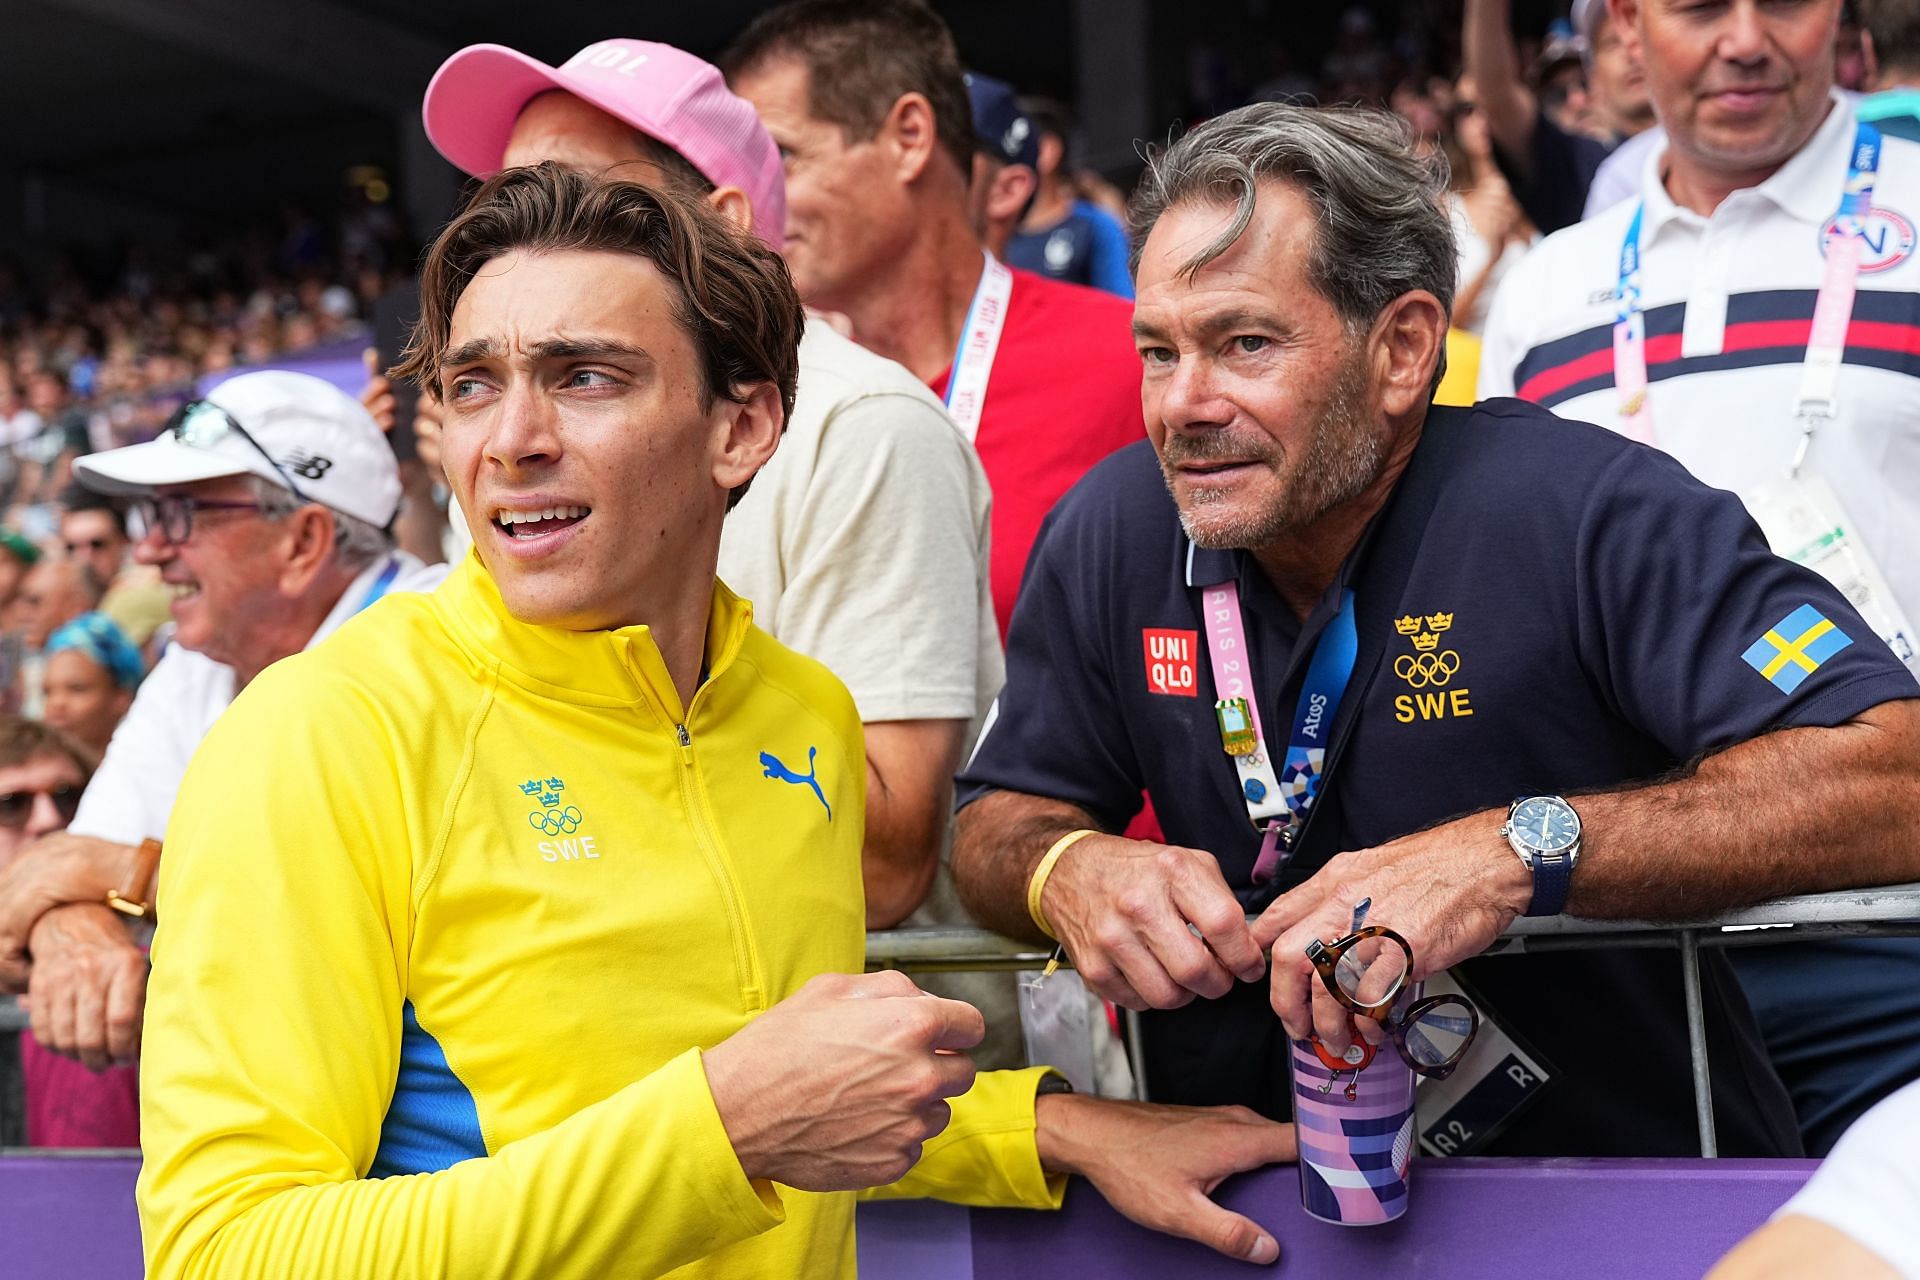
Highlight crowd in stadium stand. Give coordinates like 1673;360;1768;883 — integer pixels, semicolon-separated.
5;0;1920;1276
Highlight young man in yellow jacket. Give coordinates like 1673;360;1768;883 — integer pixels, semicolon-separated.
134;165;1296;1277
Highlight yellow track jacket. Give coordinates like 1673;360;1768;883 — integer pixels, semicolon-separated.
137;555;1061;1279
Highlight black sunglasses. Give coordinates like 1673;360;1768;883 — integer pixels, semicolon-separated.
0;785;82;829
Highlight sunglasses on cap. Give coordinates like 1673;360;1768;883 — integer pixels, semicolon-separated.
164;400;312;505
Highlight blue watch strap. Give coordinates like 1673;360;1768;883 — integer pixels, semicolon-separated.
1525;848;1574;917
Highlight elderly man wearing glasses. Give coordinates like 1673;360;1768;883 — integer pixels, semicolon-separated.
0;369;446;1070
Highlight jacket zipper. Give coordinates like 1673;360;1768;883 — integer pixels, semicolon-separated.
673;718;766;1011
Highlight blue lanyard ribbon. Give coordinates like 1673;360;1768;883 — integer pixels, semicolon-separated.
1198;574;1361;883
1251;589;1359;881
353;556;403;617
1279;589;1359;830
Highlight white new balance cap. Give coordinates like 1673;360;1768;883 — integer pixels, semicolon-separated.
74;370;402;529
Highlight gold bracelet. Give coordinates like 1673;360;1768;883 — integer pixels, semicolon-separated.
1026;829;1098;939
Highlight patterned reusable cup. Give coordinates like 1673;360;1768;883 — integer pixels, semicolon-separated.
1290;1034;1417;1225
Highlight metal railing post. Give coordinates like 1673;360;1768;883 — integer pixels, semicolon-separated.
1679;929;1718;1157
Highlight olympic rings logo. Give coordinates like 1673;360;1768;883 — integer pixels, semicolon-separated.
1393;650;1461;688
528;805;584;835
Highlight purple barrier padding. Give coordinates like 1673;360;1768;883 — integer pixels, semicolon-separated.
198;339;370;399
1;1154;142;1278
857;1198;976;1280
859;1160;1819;1280
0;1154;1818;1278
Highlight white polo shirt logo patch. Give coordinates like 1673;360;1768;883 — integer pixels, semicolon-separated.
1818;207;1917;273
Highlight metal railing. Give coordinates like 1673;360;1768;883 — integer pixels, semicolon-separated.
865;883;1920;1157
2;883;1915;1153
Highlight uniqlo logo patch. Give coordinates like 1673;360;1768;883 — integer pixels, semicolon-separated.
1142;629;1199;697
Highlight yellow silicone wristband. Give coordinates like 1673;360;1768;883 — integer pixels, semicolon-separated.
1026;829;1099;939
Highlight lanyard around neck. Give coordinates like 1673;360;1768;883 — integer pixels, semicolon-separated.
353;556;403;617
1197;578;1359;883
1613;121;1882;467
941;250;1014;444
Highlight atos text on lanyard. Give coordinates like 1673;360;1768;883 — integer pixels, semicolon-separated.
1198;577;1359;884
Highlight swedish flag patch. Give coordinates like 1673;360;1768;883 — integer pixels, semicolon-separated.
1742;605;1853;694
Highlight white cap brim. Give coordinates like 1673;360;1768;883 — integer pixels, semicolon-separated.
73;435;263;498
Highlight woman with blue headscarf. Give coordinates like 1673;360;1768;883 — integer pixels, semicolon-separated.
41;612;143;755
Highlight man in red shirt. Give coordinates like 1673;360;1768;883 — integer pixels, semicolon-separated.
722;0;1144;636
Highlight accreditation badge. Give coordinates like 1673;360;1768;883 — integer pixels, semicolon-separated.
1414;972;1554;1157
1748;476;1920;675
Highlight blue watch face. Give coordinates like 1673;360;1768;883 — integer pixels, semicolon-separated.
1514;797;1579;853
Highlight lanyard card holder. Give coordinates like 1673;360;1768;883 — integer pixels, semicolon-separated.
1748;475;1920;674
1414;971;1555;1157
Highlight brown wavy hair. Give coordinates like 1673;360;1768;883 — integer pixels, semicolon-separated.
393;161;803;506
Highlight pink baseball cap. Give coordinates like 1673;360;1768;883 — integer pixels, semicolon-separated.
421;39;787;245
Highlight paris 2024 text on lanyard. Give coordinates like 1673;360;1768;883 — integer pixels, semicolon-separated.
1615;121;1920;672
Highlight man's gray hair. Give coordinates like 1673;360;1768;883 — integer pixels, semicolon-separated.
1130;103;1458;345
247;476;394;573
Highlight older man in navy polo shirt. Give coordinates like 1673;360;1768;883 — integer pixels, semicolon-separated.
951;102;1920;1157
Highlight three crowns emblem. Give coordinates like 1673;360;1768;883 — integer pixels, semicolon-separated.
1394;613;1452;652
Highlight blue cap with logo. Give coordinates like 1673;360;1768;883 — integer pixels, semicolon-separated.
964;71;1038;169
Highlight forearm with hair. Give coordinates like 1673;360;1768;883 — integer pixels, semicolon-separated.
1462;0;1539;167
951;790;1104;942
1566;702;1920;920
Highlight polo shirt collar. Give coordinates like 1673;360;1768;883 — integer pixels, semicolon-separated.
304;551;414;652
1640;90;1854;237
1180;527;1366;631
434;551;752;720
1184;539;1238;589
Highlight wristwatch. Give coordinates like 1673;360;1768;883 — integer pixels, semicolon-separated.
1499;796;1581;918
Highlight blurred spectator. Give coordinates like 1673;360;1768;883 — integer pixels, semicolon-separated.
1859;0;1920;139
1;202;408;511
18;371;89;530
14;557;104;719
1479;0;1920;1154
0;717;137;1149
963;72;1040;259
1838;1;1874;89
15;559;101;652
60;488;171;647
1534;33;1596;136
0;529;38;618
0;719;88;874
1448;81;1535;334
41;613;143;757
725;0;1146;1080
1465;0;1658;233
1326;6;1392;100
724;0;1146;640
0;375;41;508
1006;97;1136;298
56;489;126;590
0;370;444;1071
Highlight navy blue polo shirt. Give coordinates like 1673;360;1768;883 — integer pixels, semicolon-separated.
957;398;1919;1157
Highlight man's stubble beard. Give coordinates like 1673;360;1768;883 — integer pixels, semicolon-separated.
1167;344;1385;551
